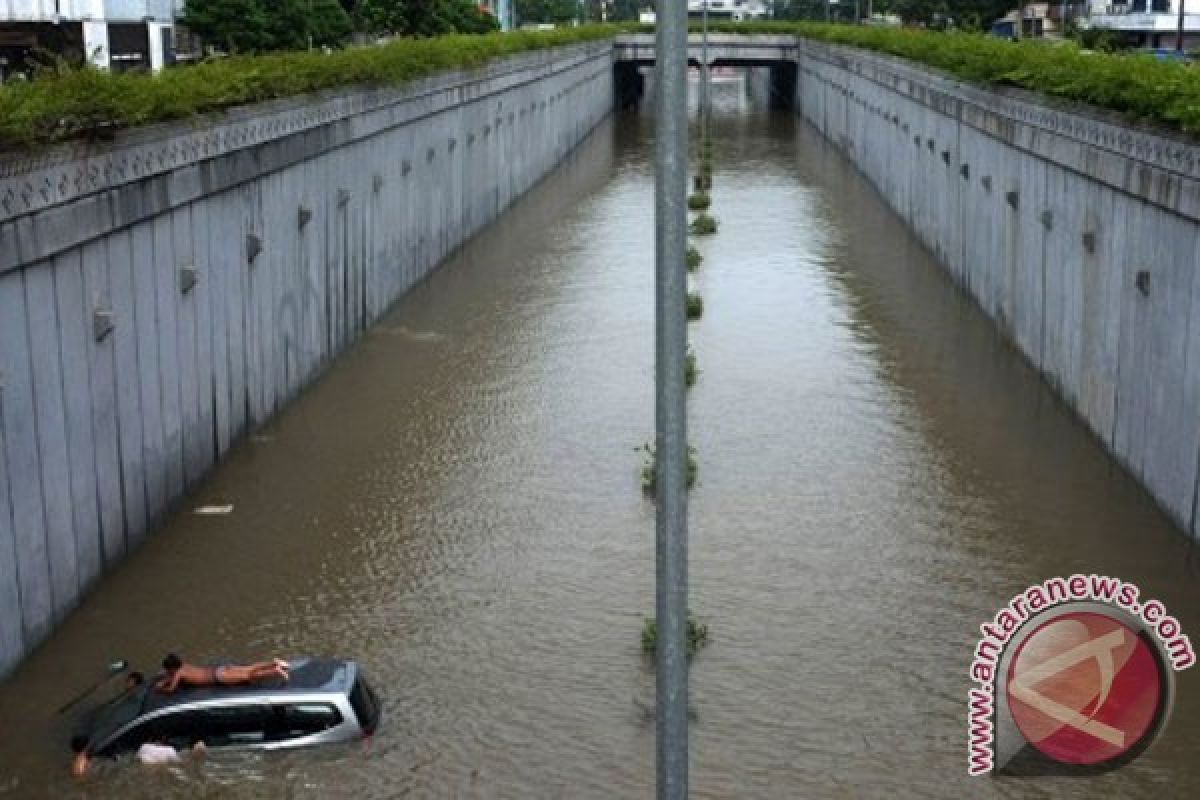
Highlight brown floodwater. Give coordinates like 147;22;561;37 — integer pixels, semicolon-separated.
2;74;1199;799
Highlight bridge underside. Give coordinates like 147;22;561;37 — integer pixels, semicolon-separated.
613;60;796;111
612;33;799;111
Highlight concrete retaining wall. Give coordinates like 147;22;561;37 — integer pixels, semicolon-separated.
0;41;613;677
795;40;1200;543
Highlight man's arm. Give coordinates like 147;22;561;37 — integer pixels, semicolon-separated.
154;672;180;694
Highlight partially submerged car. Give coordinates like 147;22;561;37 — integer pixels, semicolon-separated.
78;658;380;758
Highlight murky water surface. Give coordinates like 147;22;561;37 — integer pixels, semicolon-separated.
2;75;1200;799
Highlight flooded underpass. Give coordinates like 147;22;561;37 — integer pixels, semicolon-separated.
2;73;1200;798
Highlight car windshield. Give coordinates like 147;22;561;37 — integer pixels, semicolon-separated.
82;687;146;751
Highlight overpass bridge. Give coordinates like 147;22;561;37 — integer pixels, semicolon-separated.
612;33;798;108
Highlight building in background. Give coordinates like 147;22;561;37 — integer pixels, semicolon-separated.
1083;0;1200;50
686;0;769;22
481;0;513;29
0;0;177;79
990;3;1065;37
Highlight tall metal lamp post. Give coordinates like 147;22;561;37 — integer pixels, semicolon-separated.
654;0;689;796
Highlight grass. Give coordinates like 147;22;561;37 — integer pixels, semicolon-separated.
638;442;698;492
690;213;718;236
0;25;624;150
687;191;711;211
685;348;698;387
686;291;704;320
686;244;703;272
640;21;1200;137
641;612;710;656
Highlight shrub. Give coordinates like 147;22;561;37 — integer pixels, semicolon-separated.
638;442;697;492
690;214;717;235
685;348;697;387
641;612;709;656
686;291;704;320
687;191;711;211
637;21;1200;137
0;25;625;149
686;244;702;272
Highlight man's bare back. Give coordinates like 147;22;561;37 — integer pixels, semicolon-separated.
154;653;288;694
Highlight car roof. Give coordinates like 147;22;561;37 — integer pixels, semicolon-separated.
141;658;354;713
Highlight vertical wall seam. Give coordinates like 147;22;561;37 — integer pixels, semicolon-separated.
21;271;55;626
0;391;27;657
79;256;108;570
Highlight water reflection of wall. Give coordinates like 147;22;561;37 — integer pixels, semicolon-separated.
795;38;1200;545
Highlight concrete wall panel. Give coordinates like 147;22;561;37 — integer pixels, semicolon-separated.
0;273;53;646
25;264;79;622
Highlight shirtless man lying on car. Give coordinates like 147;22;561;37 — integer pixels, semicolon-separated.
154;653;289;693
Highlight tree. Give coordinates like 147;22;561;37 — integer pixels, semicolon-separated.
610;0;642;21
515;0;578;24
358;0;500;35
183;0;352;52
182;0;271;53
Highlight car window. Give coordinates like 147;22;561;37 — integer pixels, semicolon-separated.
273;703;343;740
191;704;272;747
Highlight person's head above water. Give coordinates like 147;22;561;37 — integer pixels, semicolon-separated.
162;654;182;672
126;671;145;690
70;735;89;754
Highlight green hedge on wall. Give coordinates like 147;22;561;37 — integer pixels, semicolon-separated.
653;21;1200;136
5;22;1199;151
0;26;622;151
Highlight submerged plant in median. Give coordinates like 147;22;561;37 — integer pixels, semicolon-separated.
690;214;717;236
637;442;697;492
641;612;710;656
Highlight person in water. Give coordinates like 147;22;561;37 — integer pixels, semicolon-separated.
69;672;147;777
70;736;91;778
137;737;206;765
71;735;207;777
154;653;288;694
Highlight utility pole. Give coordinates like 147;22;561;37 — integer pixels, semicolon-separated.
1178;0;1187;54
654;0;689;797
702;0;710;126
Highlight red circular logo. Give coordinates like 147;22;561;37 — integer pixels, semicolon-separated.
1006;611;1163;765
